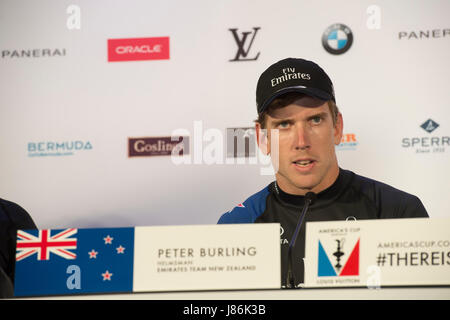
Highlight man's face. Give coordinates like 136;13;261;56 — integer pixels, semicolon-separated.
256;96;343;195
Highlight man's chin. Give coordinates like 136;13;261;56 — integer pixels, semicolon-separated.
282;182;318;195
291;178;323;193
294;185;316;194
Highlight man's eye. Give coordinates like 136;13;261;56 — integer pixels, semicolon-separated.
278;121;290;128
311;116;322;125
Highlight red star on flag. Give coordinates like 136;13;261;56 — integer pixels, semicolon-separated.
88;249;98;259
103;235;113;245
116;245;125;254
102;270;113;281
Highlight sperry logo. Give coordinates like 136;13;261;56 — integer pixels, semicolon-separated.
271;67;311;87
401;118;448;153
420;119;439;134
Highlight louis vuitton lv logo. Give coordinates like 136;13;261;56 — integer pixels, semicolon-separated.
229;27;261;62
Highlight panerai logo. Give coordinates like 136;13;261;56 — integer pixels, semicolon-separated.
271;68;311;87
2;48;66;59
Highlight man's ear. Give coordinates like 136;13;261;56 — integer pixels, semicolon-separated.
255;122;270;155
334;112;344;145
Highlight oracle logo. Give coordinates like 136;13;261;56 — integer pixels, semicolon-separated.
108;37;170;62
115;45;162;55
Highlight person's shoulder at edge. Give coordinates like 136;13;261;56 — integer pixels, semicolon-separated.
343;169;429;218
0;198;37;297
0;198;37;229
217;184;271;224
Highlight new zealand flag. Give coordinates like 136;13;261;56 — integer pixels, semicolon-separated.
14;227;134;297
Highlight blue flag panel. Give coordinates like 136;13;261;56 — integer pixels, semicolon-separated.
14;227;134;297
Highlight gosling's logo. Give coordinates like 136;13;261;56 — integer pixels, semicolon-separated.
322;23;353;55
318;237;360;277
128;136;189;157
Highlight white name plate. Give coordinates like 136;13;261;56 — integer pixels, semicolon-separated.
133;223;281;292
304;218;450;288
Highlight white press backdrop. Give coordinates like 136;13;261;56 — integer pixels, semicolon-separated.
0;0;449;229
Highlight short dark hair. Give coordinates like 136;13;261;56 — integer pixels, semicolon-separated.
255;92;340;129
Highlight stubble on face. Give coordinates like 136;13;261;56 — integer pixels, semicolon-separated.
259;97;343;195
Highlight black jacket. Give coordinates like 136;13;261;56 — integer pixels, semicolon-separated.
218;168;429;287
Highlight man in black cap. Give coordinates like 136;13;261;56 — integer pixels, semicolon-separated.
218;57;428;288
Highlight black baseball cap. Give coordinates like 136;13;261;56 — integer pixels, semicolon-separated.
256;58;335;114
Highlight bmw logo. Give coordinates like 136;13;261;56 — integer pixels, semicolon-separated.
322;23;353;55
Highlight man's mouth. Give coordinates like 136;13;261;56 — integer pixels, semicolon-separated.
293;159;315;167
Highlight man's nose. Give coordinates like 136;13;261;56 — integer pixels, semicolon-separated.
294;124;310;150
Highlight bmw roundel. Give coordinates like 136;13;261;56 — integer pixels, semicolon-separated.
322;23;353;55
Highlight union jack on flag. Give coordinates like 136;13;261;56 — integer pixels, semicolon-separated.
16;228;78;261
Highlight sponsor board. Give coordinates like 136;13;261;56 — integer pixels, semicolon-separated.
304;218;450;288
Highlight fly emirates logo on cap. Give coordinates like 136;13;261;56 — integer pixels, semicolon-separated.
271;67;311;87
108;37;170;62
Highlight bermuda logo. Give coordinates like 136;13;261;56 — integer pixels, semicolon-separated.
322;23;353;55
28;140;93;157
318;238;360;276
420;119;439;134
